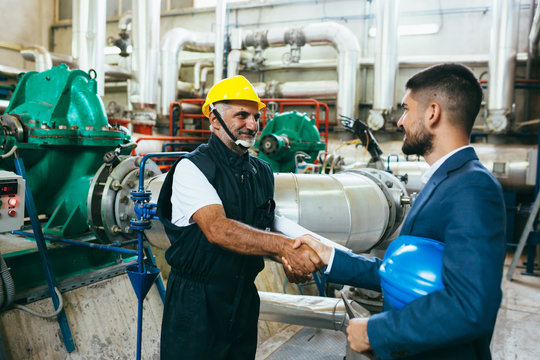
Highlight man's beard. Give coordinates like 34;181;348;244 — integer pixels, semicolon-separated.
402;124;433;156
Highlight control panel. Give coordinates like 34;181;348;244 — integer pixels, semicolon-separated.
0;171;25;232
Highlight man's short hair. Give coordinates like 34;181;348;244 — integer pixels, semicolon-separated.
405;63;483;135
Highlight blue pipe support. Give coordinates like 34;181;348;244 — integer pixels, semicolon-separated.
13;156;76;352
386;154;400;173
130;152;186;360
12;231;138;256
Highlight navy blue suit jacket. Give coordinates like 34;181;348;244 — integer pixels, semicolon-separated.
326;147;506;359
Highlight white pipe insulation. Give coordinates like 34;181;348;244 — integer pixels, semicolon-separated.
72;0;106;96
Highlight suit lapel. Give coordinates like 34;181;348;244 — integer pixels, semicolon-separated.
400;147;479;234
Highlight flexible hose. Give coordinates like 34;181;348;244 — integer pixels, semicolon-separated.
0;145;17;160
0;254;15;311
13;287;63;318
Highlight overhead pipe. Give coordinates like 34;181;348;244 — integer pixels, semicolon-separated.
368;0;400;131
528;1;540;57
72;0;106;96
214;0;227;82
486;0;520;132
194;61;213;91
242;22;360;124
160;28;215;117
130;0;161;130
20;45;53;72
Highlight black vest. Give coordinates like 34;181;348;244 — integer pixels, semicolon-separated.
157;134;275;284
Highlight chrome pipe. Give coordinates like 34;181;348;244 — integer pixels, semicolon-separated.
160;28;215;116
487;0;520;132
72;0;106;96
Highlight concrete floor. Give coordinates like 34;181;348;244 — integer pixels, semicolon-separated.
491;252;540;360
258;251;540;359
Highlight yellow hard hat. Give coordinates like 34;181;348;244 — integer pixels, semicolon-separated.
201;75;266;117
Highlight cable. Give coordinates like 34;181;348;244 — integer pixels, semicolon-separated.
13;287;64;318
0;145;17;160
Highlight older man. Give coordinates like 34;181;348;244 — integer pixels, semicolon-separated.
157;75;322;359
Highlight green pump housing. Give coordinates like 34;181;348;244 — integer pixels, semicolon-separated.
255;111;326;173
0;64;131;238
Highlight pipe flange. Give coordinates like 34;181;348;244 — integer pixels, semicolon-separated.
0;114;25;141
87;156;161;243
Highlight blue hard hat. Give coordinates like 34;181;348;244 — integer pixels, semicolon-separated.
379;235;445;310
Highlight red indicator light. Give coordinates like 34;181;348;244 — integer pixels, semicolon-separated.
8;198;18;207
8;209;16;217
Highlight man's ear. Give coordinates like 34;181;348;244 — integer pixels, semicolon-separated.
208;113;220;130
426;102;441;130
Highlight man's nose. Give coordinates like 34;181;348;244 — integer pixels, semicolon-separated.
397;114;405;129
245;116;258;131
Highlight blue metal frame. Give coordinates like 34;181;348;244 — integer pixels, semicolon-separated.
130;152;186;360
13;156;76;352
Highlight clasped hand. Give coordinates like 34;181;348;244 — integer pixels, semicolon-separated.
280;234;330;283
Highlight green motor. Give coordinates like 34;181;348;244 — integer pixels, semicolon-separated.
256;111;326;173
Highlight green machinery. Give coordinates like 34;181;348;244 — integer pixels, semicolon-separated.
255;111;326;173
0;65;159;297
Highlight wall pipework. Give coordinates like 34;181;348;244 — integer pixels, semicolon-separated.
130;0;161;130
160;29;215;117
368;0;400;131
72;0;106;96
487;0;520;132
19;45;53;72
214;0;227;82
241;22;360;123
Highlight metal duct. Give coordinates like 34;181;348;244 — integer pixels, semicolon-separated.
141;170;408;252
214;0;226;81
72;0;106;96
273;170;408;253
368;0;400;131
20;45;52;72
487;0;520;132
258;292;347;331
160;28;215;116
242;22;360;122
131;0;161;115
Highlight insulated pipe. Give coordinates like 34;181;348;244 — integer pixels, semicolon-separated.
258;292;347;332
214;0;227;81
141;170;409;252
20;45;53;72
263;80;338;99
368;0;400;131
487;0;520;132
242;22;360;122
194;61;213;91
72;0;106;96
131;0;161;113
160;28;215;116
529;1;540;56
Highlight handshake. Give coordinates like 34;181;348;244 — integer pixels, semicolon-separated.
280;235;333;284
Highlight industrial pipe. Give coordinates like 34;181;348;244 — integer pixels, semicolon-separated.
20;45;53;72
242;22;360;122
214;0;227;81
368;0;400;131
72;0;106;96
528;1;540;57
130;0;161;128
160;28;215;116
487;0;520;132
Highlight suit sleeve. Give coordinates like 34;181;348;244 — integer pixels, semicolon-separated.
367;171;506;359
325;249;382;292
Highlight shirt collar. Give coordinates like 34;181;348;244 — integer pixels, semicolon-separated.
421;145;472;184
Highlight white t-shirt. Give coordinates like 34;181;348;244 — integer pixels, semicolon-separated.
171;158;223;227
